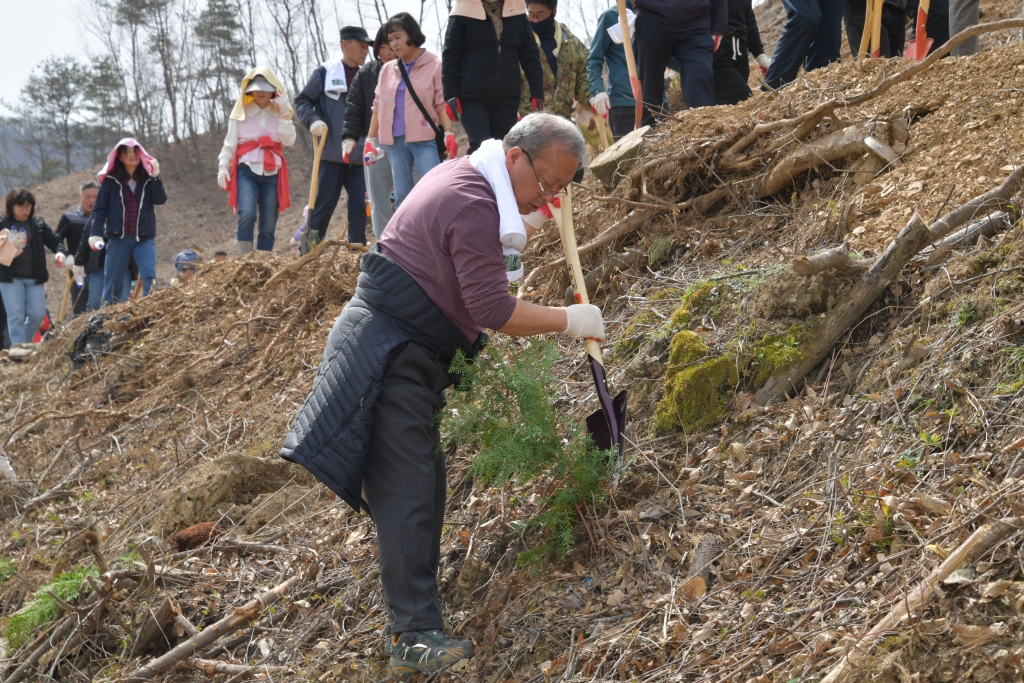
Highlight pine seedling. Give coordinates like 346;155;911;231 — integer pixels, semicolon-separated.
444;341;613;566
2;565;99;648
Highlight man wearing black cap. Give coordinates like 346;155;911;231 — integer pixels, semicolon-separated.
295;26;372;250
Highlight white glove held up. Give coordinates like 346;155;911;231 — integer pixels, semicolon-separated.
310;120;328;136
562;304;605;341
149;157;160;176
55;253;68;268
589;92;610;117
756;54;771;71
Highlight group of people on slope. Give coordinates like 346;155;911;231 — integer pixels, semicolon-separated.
0;140;165;347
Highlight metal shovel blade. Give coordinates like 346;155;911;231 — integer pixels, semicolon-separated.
904;36;933;61
584;356;629;458
905;1;933;61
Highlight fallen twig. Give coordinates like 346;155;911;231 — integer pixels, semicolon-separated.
125;571;305;681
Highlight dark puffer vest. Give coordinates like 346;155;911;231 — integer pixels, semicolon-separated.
280;246;483;510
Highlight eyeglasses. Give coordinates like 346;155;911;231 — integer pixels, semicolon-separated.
522;149;565;200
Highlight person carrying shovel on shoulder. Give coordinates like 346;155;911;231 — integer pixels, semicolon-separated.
217;67;296;254
281;113;602;676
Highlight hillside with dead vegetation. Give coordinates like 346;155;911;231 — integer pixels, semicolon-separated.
3;18;1024;683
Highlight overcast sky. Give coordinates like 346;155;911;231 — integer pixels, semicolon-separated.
1;0;83;111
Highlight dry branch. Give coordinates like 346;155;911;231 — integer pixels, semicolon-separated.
130;595;176;657
820;517;1024;683
757;120;889;197
792;243;870;277
125;572;304;682
520;208;657;294
919;211;1012;264
177;657;290;676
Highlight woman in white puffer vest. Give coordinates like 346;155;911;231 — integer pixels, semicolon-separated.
217;67;296;254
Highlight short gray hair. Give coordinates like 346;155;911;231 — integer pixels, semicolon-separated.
504;113;586;171
80;180;99;193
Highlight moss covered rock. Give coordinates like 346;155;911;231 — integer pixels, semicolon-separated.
654;331;738;434
749;325;813;387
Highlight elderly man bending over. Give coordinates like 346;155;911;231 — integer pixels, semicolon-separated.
281;113;601;676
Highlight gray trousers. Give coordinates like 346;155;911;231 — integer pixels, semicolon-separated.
365;149;394;239
364;151;420;239
949;0;979;55
362;342;451;633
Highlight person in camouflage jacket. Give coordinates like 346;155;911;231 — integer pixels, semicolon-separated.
519;0;590;120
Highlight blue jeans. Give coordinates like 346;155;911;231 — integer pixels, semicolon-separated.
86;271;126;311
236;164;279;251
0;278;46;344
382;136;440;210
103;237;156;305
764;0;842;89
635;17;714;126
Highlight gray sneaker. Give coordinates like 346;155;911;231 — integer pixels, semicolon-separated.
390;629;474;676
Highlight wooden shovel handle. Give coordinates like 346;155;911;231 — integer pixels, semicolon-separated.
555;187;602;362
308;130;327;212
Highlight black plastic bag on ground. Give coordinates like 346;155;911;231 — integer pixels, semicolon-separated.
67;314;111;370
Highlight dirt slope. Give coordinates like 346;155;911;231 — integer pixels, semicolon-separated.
4;18;1024;683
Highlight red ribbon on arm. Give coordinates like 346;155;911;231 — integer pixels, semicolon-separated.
226;136;292;213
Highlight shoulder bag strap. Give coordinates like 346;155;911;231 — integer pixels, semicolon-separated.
397;59;444;139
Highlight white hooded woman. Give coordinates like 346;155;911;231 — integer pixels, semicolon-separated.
217;68;297;253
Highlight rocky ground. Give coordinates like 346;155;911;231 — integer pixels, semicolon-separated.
3;10;1024;683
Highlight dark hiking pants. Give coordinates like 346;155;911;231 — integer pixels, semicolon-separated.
362;341;452;633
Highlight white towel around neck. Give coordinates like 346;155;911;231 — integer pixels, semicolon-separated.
469;139;528;281
323;59;349;100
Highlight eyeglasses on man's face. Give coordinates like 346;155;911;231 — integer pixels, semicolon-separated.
521;148;566;200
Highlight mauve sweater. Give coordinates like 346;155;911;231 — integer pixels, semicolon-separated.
378;157;517;341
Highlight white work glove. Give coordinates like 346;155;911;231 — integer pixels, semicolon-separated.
310;120;328;136
217;171;229;190
55;253;70;268
562;304;605;341
149;157;160;177
756;53;771;76
590;92;610;117
89;236;105;251
342;138;356;163
73;265;85;285
575;108;594;129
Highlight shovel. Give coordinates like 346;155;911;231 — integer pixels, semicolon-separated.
299;129;328;256
594;112;612;151
904;0;934;60
554;186;628;480
616;0;643;131
858;0;883;58
58;267;74;324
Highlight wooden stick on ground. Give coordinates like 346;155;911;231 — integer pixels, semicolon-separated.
820;517;1024;683
124;572;304;682
792;243;870;277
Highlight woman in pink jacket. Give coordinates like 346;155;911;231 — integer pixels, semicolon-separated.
365;13;459;210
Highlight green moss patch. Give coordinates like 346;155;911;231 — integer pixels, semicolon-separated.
654;331;738;434
749;325;813;386
669;281;730;328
